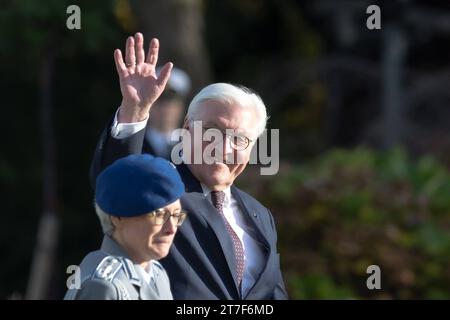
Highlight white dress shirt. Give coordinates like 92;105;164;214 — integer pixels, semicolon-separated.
110;107;148;139
110;108;265;296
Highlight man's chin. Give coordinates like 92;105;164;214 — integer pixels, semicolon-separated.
189;162;234;189
203;167;231;188
207;162;231;176
210;161;229;169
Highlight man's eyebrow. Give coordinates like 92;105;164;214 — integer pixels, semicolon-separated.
202;121;219;128
203;122;231;132
203;122;252;137
226;127;252;137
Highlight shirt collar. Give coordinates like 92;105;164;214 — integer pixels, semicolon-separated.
102;235;155;283
146;261;155;280
200;183;231;206
138;261;155;284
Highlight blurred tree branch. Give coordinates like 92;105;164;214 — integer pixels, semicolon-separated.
129;0;212;95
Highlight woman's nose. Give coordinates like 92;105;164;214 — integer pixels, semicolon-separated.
162;216;177;234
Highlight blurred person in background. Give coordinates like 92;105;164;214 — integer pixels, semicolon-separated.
144;67;191;159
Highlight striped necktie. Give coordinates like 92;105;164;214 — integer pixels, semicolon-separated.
210;190;245;287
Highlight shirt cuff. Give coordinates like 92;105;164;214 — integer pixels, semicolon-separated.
110;107;148;139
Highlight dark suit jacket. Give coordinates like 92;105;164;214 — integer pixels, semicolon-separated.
90;117;289;300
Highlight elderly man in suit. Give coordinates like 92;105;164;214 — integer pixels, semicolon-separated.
90;33;288;299
65;154;186;300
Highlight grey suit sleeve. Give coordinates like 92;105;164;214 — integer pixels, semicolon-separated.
89;115;147;188
75;279;119;300
268;208;289;300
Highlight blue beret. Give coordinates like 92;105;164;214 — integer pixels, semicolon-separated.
95;154;185;217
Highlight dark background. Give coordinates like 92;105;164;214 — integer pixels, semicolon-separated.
1;0;450;299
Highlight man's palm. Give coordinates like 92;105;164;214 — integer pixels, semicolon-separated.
114;33;172;122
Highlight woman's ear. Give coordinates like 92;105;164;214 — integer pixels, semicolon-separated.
111;216;121;228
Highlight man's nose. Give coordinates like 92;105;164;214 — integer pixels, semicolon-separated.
223;135;234;155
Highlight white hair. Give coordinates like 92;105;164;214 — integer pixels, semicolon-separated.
186;83;268;138
94;202;115;236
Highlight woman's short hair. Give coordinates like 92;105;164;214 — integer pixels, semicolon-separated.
94;202;115;236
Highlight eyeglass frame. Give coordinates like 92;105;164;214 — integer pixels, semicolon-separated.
202;126;254;151
147;208;188;227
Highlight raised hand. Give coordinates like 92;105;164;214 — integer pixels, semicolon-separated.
114;33;173;123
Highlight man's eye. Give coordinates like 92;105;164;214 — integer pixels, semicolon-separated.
234;136;246;145
205;127;220;132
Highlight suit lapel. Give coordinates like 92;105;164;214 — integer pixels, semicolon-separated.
186;192;241;292
176;164;240;295
231;186;273;299
231;186;270;250
138;274;160;300
176;163;274;298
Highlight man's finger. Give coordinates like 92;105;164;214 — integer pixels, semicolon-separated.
135;32;145;65
146;38;159;67
156;62;173;89
125;36;136;69
114;49;127;77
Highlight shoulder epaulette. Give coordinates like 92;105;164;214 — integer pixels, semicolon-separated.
92;256;123;282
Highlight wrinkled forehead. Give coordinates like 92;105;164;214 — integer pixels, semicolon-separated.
193;99;259;137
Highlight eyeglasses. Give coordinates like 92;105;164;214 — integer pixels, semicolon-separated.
147;209;188;226
203;127;254;151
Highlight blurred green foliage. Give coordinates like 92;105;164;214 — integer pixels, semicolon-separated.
239;147;450;299
0;0;125;299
